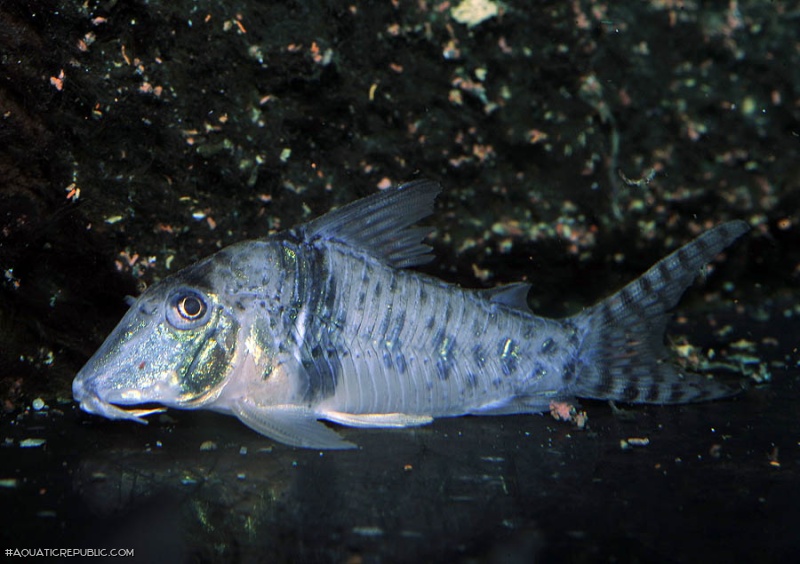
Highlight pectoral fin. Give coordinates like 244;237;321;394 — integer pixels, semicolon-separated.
321;411;433;428
232;400;356;450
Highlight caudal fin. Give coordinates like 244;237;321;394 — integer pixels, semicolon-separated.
572;220;749;404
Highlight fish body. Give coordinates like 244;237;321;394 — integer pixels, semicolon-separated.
73;180;749;449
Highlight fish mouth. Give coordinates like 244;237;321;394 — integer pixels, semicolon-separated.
78;394;166;424
73;378;165;424
80;396;167;425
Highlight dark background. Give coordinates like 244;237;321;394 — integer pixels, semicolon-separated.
1;1;798;561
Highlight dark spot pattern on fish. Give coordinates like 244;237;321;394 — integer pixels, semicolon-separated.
321;272;339;322
176;257;219;291
645;380;661;402
277;241;345;403
385;311;405;347
593;370;615;398
299;341;341;403
529;363;547;383
540;338;556;355
363;262;374;281
466;372;479;389
472;318;484;338
669;382;685;402
472;344;486;369
395;352;407;374
436;360;449;381
562;360;576;383
498;338;520;377
378;309;392;337
563;320;580;347
433;329;456;381
622;382;640;401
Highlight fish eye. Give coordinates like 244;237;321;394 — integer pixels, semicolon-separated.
166;289;210;329
178;295;205;319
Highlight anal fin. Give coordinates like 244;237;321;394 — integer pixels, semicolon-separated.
232;400;356;450
321;411;433;428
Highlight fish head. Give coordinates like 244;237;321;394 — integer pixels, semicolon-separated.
73;273;240;424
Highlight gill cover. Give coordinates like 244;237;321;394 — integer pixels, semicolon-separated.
164;286;239;405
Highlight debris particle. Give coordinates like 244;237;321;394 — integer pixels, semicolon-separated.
352;526;384;537
767;446;780;468
620;437;650;450
199;440;218;451
32;398;45;411
730;338;757;351
549;401;588;429
19;438;46;448
451;0;499;28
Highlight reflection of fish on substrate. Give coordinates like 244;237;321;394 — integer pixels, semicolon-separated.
73;180;749;449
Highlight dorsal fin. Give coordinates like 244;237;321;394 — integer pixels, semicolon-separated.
297;179;441;268
479;282;533;312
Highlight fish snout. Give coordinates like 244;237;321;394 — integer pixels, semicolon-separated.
72;372;91;403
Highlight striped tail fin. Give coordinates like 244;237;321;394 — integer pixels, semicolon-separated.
572;220;749;404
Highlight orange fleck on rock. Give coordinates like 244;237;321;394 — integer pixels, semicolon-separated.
768;446;780;468
310;41;320;60
618;88;632;106
235;18;247;34
49;70;65;91
527;129;548;144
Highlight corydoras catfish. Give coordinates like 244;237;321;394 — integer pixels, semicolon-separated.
73;180;749;449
